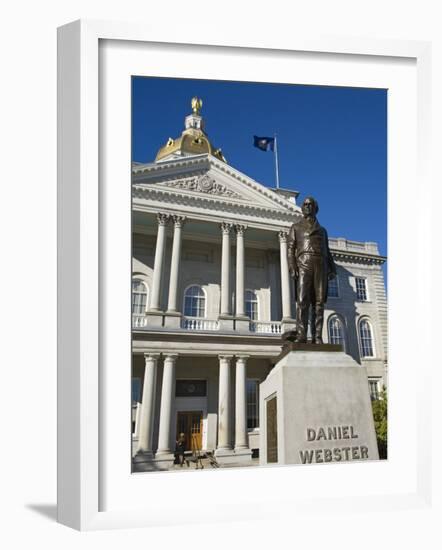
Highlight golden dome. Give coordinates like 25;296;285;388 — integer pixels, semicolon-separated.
155;98;227;163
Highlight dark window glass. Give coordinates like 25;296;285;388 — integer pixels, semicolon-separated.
355;277;368;301
175;380;207;397
327;276;339;298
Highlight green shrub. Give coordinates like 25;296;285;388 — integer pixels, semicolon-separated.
371;386;388;459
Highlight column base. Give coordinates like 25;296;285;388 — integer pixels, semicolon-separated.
133;450;154;462
233;447;253;462
164;311;182;329
218;315;235;331
132;451;176;472
132;450;157;472
145;310;165;328
153;452;176;470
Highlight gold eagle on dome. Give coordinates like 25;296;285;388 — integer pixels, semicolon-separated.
191;96;203;115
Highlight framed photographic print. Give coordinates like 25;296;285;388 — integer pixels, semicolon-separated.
57;20;431;530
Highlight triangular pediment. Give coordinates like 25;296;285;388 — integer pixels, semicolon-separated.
132;154;300;215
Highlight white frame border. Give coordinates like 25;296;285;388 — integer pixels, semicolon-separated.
57;19;432;531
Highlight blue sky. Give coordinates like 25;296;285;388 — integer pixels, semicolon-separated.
132;77;387;259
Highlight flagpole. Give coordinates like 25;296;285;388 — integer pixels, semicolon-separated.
274;134;280;189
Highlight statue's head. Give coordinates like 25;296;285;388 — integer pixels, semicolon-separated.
302;196;319;218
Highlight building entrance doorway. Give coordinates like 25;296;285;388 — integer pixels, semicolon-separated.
176;411;203;452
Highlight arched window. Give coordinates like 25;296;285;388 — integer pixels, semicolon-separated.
245;290;258;320
184;285;206;317
359;318;374;357
132;279;148;314
328;315;345;350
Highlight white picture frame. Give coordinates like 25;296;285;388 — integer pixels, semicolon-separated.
57;19;432;531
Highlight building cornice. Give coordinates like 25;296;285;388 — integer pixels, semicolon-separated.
331;250;386;265
132;184;299;225
132;330;283;358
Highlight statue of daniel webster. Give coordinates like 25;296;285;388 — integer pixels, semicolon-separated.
287;197;337;344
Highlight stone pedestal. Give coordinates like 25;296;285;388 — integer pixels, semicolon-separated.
132;452;174;472
164;311;182;329
218;315;235;331
145;311;164;328
152;454;176;470
214;448;252;464
260;349;379;466
234;316;250;332
281;319;296;334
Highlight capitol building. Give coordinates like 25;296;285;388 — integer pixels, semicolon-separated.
131;99;387;470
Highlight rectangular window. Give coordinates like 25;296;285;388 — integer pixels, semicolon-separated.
247;379;259;429
355;277;368;301
327;276;339;298
368;379;380;400
175;379;207;397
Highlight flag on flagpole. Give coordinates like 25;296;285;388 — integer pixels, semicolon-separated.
253;136;275;152
253;134;280;188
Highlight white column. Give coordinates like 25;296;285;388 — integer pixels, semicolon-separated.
156;354;177;456
235;225;246;317
150;213;169;311
216;355;233;451
234;355;249;450
136;353;159;456
134;402;141;439
167;215;185;312
278;230;292;319
220;222;232;316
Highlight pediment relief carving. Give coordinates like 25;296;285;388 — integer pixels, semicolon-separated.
159;174;243;200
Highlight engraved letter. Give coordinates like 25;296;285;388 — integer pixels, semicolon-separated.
350;426;358;439
328;426;337;440
351;447;360;460
342;447;351;461
324;448;332;462
360;446;369;459
315;449;323;463
299;450;314;464
317;427;326;441
342;426;349;439
307;428;316;441
333;448;342;461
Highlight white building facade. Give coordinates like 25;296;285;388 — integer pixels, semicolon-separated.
131;103;387;469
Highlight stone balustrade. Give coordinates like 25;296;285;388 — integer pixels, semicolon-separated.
181;317;220;331
132;314;148;328
250;321;282;334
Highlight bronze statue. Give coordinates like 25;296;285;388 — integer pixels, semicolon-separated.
287;197;336;344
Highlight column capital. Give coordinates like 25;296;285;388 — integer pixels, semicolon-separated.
143;352;161;361
172;215;186;228
220;222;233;235
157;213;170;226
163;353;179;363
278;230;289;243
235;224;247;236
218;354;234;362
235;355;250;362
